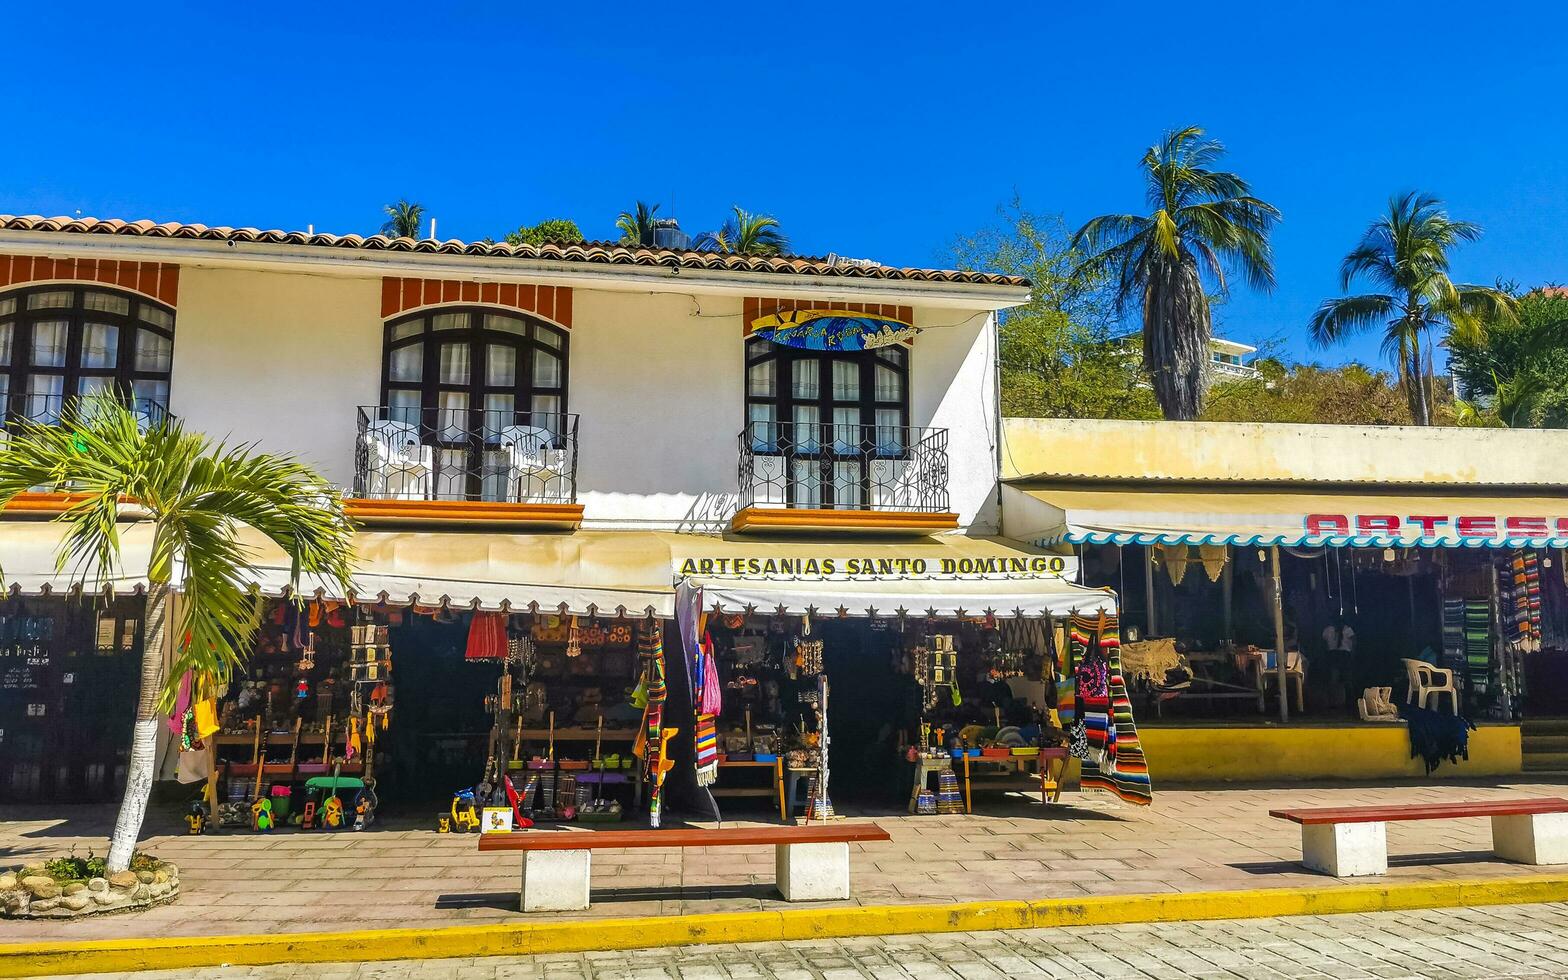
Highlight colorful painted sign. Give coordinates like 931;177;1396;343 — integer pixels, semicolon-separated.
750;310;918;351
676;554;1075;581
1306;513;1568;541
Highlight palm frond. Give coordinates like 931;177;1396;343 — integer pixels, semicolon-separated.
1309;294;1396;346
381;200;424;239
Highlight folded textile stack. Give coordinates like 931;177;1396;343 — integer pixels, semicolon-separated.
936;770;964;814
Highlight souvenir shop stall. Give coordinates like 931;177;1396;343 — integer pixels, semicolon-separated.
1005;479;1568;781
672;539;1152;818
1070;541;1568;729
180;597;671;833
0;594;144;803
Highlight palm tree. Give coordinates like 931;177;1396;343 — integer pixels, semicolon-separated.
616;201;660;247
694;207;789;257
1310;192;1516;425
381;199;425;239
1073;126;1280;420
0;396;355;871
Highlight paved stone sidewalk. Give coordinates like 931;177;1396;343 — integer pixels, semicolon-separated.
51;902;1568;979
2;778;1567;942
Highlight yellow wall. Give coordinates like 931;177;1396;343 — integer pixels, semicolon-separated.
1137;725;1522;783
1000;416;1568;487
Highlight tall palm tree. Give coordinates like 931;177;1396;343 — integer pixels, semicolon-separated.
381;199;425;239
694;207;789;257
1073;127;1280;420
0;396;355;871
1310;192;1516;425
616;201;660;247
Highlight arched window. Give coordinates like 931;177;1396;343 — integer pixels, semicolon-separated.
743;337;910;509
375;307;570;500
0;285;174;425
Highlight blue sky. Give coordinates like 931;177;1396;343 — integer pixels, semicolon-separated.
3;2;1565;365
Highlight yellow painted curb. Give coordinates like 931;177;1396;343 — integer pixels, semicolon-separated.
3;875;1567;977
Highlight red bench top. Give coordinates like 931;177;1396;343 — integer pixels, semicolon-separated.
1270;798;1568;826
477;822;891;852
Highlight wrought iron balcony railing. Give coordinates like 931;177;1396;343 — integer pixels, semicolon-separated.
738;420;950;513
354;405;579;504
2;392;173;431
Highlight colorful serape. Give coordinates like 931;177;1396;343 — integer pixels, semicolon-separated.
636;622;671;825
1071;612;1151;806
694;713;718;786
1464;599;1491;694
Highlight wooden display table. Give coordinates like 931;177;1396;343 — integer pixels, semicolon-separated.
711;757;786;821
960;747;1069;812
906;754;954;813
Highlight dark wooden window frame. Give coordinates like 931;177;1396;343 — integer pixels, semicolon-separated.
378;306;570;499
743;338;911;508
0;284;175;417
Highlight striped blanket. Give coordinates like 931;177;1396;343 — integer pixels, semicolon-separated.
1070;613;1151;806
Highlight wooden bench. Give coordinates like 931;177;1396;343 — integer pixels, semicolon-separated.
1270;797;1568;877
478;823;891;911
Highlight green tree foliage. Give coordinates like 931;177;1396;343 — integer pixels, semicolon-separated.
951;200;1159;420
1310;192;1515;425
694;207;789;257
504;218;585;247
1201;359;1430;425
380;199;425;239
1073;127;1280;420
616;201;660;246
1448;287;1568;427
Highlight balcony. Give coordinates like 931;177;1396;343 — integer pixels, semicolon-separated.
734;420;957;534
1210;358;1261;381
349;406;583;528
3;392;173;431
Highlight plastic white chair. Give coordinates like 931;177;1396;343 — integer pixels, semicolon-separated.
1257;648;1306;713
498;424;564;502
362;418;432;500
1402;658;1458;714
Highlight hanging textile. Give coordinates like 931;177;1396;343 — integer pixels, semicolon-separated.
700;638;722;716
1197;545;1228;583
464;612;509;660
1464;598;1491;694
694;714;719;785
1155;544;1188;586
1071;612;1151;806
1055;620;1077;725
1441;598;1467;677
634;621;674;825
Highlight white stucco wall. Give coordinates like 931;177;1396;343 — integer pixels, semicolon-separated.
161;267;1001;532
171;268;383;486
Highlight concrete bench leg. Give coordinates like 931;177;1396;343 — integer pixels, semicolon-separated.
1300;822;1387;877
776;841;850;901
1493;813;1568;865
519;849;591;911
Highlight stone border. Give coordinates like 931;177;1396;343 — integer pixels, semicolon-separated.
0;863;179;919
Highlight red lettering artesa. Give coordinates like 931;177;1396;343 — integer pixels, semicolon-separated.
1355;515;1400;534
1456;516;1497;538
1406;515;1448;538
1306;514;1350;536
1505;516;1550;536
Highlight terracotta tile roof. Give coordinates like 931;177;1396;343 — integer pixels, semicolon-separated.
0;215;1028;288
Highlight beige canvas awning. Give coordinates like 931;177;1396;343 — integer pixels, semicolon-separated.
1003;483;1568;549
233;527;675;618
0;520;154;596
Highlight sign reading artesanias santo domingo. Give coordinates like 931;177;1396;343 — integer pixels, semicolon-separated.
1305;513;1568;544
676;553;1077;581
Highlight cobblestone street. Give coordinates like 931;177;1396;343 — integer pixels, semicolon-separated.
48;902;1568;979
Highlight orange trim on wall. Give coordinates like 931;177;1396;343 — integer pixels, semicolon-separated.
0;255;178;307
381;277;572;327
729;507;958;535
742;297;913;336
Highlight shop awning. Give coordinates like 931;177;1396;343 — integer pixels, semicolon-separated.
1003;483;1568;549
0;520;154;596
233;528;675;618
670;533;1114;617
